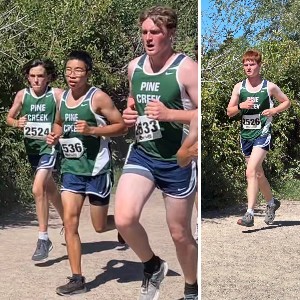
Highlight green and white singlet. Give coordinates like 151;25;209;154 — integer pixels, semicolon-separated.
131;53;195;161
59;86;111;176
20;86;56;155
239;79;274;140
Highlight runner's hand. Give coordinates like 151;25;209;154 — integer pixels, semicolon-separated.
240;99;254;110
145;99;169;121
75;120;92;135
47;132;59;146
262;108;277;117
18;115;27;128
123;103;138;127
188;141;198;158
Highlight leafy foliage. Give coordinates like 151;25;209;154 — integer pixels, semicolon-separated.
0;0;197;211
202;1;300;208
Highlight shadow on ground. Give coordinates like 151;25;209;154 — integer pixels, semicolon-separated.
87;259;180;292
202;204;250;219
35;240;126;267
242;220;300;233
0;206;61;230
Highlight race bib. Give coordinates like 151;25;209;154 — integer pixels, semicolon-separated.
242;114;261;129
59;137;84;158
24;122;51;140
135;115;162;142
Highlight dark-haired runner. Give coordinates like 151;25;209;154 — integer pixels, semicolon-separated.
47;50;127;296
7;58;64;261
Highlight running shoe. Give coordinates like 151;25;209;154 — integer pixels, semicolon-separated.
56;276;87;296
237;212;254;227
264;199;281;225
139;260;168;300
31;239;53;261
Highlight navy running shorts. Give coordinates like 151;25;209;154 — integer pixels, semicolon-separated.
240;134;271;157
61;172;112;206
122;145;197;198
28;153;57;172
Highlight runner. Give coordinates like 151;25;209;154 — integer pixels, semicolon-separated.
114;6;198;300
6;58;64;261
46;50;127;296
227;49;291;227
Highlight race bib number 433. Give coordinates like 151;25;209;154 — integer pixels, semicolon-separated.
59;137;84;158
242;114;261;129
135;115;162;142
24;122;51;140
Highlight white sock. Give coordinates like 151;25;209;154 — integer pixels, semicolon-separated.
38;231;49;241
247;208;254;216
267;198;275;206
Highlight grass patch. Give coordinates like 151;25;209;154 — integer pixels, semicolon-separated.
273;178;300;201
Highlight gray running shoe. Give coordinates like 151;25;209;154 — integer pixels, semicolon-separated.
184;294;198;300
237;212;254;227
31;239;53;261
264;199;281;225
139;260;168;300
56;276;87;296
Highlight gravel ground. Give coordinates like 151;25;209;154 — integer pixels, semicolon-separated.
0;189;197;300
202;200;300;300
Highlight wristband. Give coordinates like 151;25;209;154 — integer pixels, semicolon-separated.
237;103;241;110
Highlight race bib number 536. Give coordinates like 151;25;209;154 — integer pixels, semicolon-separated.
242;114;261;129
59;137;84;158
135;115;162;142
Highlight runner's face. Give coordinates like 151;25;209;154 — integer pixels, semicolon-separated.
141;18;172;56
27;66;50;95
243;60;261;78
65;59;89;89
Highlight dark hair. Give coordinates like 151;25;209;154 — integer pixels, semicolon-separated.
22;58;57;82
66;50;93;71
139;6;177;30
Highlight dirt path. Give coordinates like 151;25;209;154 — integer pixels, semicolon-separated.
0;190;197;300
202;200;300;300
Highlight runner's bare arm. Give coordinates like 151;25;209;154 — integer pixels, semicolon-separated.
6;89;27;128
177;111;198;167
75;90;127;137
47;106;63;146
261;83;291;117
122;58;139;127
53;88;64;111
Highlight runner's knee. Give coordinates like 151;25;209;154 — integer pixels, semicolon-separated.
32;184;46;200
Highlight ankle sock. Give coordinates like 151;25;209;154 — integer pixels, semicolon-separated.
72;274;83;281
38;231;48;240
246;209;254;216
143;255;161;274
184;281;198;295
